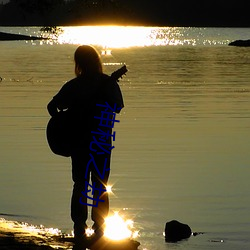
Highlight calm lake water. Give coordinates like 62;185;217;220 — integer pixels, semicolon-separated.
0;26;250;249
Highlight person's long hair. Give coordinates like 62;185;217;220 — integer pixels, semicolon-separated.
74;45;103;76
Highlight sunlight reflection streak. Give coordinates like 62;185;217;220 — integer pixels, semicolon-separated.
58;26;154;48
56;26;230;48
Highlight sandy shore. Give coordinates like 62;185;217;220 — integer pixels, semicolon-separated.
0;218;72;249
0;232;54;249
0;218;140;250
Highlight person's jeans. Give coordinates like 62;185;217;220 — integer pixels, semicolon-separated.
70;148;110;237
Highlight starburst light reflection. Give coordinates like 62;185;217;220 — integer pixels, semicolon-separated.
104;211;139;241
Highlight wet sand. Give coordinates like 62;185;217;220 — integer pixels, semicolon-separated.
0;218;70;249
0;234;53;250
0;219;140;250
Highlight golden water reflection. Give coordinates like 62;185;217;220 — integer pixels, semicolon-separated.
57;26;195;48
104;211;139;241
55;26;232;48
58;26;152;47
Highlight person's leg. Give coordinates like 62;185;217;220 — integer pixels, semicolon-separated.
91;154;110;234
71;183;88;238
71;149;90;239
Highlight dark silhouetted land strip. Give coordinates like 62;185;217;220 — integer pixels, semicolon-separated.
229;39;250;47
0;31;45;41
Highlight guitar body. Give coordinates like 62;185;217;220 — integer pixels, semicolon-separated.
46;65;127;157
46;111;73;157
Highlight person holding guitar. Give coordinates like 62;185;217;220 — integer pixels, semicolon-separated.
47;45;124;246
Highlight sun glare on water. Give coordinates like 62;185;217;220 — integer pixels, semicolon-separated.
45;26;223;47
57;26;154;48
104;212;139;241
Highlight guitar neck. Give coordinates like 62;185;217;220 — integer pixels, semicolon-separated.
110;65;128;82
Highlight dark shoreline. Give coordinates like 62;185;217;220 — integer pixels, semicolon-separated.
228;39;250;47
0;31;45;41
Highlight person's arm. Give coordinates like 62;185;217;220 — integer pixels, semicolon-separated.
108;80;124;113
47;99;58;117
47;80;73;116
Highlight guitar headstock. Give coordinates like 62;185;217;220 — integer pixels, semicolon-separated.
110;65;128;82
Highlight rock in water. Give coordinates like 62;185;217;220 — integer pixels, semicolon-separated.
164;220;192;242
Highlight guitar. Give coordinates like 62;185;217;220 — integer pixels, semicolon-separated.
46;65;127;157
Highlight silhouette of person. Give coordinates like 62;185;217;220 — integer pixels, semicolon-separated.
47;45;124;245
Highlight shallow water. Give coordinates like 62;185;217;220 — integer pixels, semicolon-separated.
0;27;250;249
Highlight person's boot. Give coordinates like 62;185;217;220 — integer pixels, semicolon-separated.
92;223;104;239
73;223;88;248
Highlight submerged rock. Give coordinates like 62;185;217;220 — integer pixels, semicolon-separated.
164;220;192;242
228;39;250;47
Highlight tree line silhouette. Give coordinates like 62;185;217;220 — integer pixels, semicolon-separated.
0;0;133;26
0;0;250;26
